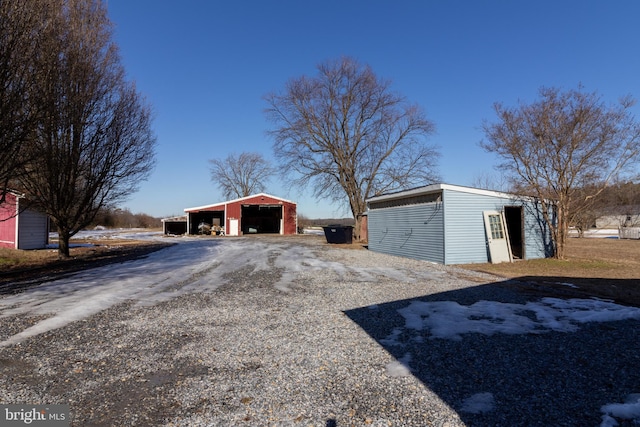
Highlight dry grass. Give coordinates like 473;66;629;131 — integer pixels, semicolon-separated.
0;239;171;293
0;239;156;269
461;237;640;307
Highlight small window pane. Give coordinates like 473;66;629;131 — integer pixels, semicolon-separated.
489;215;504;239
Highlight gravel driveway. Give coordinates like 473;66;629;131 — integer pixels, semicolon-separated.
0;234;639;426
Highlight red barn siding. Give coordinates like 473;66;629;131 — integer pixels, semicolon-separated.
0;193;18;248
283;202;297;235
0;192;48;249
226;201;241;234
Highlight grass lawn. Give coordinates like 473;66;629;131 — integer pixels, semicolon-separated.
461;237;640;306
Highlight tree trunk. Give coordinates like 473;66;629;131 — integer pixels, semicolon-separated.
58;229;71;259
555;204;570;259
353;214;361;242
348;195;366;242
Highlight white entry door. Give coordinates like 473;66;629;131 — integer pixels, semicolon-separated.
229;219;239;236
483;211;512;263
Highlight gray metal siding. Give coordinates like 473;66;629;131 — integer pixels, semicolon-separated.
17;209;48;250
443;190;503;264
521;202;555;259
443;189;551;264
368;202;444;263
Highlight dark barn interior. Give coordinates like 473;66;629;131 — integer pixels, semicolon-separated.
241;205;282;234
188;211;224;234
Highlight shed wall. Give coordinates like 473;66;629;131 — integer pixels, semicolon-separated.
367;201;444;263
443;189;507;264
17;208;48;249
0;193;17;248
521;201;555;259
0;193;48;249
442;189;552;264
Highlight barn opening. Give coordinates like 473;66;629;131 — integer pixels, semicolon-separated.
164;220;187;235
241;204;282;234
504;206;524;259
189;211;224;234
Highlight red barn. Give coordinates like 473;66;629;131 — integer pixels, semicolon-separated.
184;193;297;236
0;191;49;249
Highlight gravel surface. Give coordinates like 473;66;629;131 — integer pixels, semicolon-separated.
0;234;638;426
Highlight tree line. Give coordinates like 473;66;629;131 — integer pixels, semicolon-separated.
91;208;162;230
1;0;156;258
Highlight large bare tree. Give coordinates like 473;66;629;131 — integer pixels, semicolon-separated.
209;152;275;199
265;57;439;239
0;1;48;202
17;0;156;258
481;86;640;258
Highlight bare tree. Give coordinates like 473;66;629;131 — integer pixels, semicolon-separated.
17;0;156;258
265;57;439;239
470;171;510;192
209;152;276;199
481;86;640;258
0;1;48;202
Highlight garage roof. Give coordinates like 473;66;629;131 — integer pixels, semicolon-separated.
184;193;296;212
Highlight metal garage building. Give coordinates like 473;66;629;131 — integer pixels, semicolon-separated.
366;184;555;265
0;191;49;250
184;193;297;236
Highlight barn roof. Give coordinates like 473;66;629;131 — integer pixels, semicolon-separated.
184;193;296;212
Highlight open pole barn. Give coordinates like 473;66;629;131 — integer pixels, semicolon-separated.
184;193;297;236
161;215;188;235
0;191;49;250
366;184;555;265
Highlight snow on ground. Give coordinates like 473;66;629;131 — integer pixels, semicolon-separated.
392;298;640;341
601;394;640;427
50;227;163;242
569;228;620;238
380;296;640;425
4;228;640;424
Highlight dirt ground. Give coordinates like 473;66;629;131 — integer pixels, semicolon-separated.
459;237;640;307
1;235;639;306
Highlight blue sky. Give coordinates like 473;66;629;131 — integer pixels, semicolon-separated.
107;1;640;218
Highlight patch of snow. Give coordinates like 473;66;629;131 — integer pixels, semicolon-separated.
395;298;640;341
460;392;495;414
558;282;579;289
385;352;412;377
601;394;640;426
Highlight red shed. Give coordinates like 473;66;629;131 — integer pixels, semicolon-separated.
0;191;49;249
184;193;297;236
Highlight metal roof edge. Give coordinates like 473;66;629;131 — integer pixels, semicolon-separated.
366;183;538;203
366;184;444;203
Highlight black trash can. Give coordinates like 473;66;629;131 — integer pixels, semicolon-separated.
322;225;353;244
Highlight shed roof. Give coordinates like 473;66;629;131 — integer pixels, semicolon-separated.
366;183;524;204
184;193;296;212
